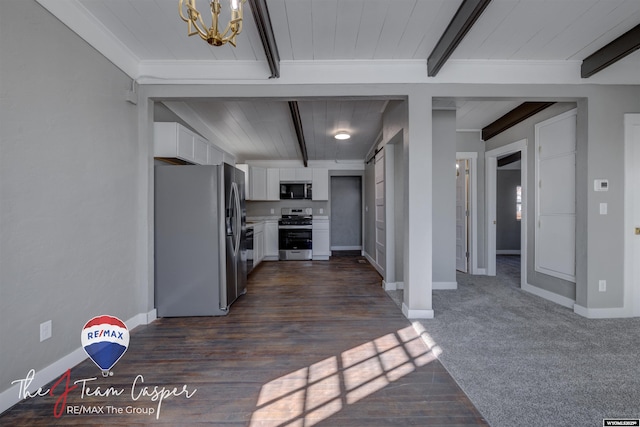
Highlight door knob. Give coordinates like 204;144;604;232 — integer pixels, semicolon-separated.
635;227;640;235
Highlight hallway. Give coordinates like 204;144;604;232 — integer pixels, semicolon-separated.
0;256;487;426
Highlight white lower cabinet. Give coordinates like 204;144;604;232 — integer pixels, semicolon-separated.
312;219;330;260
253;222;265;267
264;220;279;260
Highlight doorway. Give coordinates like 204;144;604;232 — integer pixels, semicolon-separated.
486;139;527;288
330;176;363;253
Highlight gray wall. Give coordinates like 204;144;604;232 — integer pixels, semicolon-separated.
1;0;140;393
432;110;457;284
330;177;362;248
496;170;521;251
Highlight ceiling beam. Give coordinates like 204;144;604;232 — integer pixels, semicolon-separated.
288;101;308;167
248;0;280;78
482;102;555;141
581;23;640;78
427;0;492;77
498;152;521;168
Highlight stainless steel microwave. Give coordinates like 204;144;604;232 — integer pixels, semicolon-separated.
280;182;312;199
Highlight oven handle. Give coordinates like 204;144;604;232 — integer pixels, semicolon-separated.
278;225;313;230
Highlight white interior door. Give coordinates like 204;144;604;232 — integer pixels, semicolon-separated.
455;159;468;272
625;114;640;315
374;151;385;273
535;109;577;282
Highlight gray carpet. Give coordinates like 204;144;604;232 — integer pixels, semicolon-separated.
388;256;640;427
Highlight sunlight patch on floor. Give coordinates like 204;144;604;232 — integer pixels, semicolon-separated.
250;324;439;426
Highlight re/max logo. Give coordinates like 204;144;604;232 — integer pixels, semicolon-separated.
86;330;125;340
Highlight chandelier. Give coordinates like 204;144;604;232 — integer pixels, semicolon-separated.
179;0;245;47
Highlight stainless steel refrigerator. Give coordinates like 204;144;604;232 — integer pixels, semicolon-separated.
154;164;247;317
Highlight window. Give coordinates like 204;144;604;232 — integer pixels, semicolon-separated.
516;185;522;221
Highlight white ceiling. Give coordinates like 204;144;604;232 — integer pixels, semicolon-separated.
37;0;640;163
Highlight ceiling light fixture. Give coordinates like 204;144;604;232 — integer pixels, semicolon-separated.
179;0;245;47
334;131;351;140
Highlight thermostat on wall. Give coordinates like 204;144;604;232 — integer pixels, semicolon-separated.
594;179;609;191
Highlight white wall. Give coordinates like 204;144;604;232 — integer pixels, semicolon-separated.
0;0;141;399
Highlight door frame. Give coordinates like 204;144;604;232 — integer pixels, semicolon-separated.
485;139;527;288
625;114;640;316
456;152;479;274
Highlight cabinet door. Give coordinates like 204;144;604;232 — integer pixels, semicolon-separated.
264;221;279;258
312;168;329;200
194;136;208;165
236;164;251;199
207;144;223;165
255;231;265;264
266;169;280;200
312;220;331;259
177;126;195;162
296;168;313;181
279;168;296;181
251;167;267;200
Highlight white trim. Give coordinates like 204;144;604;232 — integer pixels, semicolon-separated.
573;304;631;319
433;282;458;290
475;268;487;275
330;246;362;251
382;281;404;291
486;139;528;284
0;310;156;414
497;250;521;255
522;283;575;309
624;114;640;317
402;303;435;319
456;152;479;274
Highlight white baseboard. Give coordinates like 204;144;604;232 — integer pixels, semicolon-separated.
496;250;521;255
330;246;362;251
312;255;330;260
433;281;457;290
402;303;434;319
473;268;487;275
573;304;632;319
0;309;157;415
522;283;575;309
383;281;404;291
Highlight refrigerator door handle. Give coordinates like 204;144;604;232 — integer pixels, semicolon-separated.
230;181;241;257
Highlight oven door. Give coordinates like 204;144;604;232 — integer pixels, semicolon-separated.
279;226;312;260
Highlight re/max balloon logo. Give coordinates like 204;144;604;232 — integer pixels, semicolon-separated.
81;315;130;377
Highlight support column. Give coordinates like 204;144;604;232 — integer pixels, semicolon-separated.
402;89;434;319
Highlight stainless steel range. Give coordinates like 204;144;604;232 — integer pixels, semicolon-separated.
279;208;312;260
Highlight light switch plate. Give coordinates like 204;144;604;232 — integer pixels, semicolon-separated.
600;203;607;215
594;179;609;191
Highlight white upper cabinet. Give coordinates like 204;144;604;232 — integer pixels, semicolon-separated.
266;169;280;200
312;168;329;200
238;165;279;201
279;168;312;182
194;135;208;165
207;145;224;165
154;122;213;165
251;167;268;200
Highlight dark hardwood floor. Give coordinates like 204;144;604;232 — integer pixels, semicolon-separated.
1;256;488;426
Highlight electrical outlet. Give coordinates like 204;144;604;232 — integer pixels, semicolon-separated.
270;208;275;214
599;280;607;292
40;320;52;342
